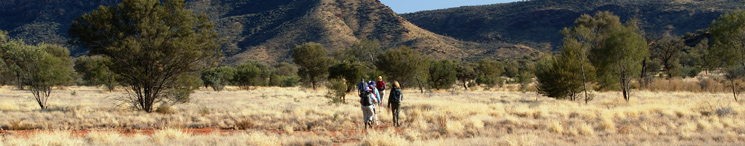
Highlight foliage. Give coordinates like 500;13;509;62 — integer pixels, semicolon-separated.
708;10;745;69
402;0;742;50
650;35;686;78
536;40;596;100
74;56;119;91
325;78;347;104
68;0;220;112
475;59;503;89
233;60;271;90
456;62;477;90
328;61;366;92
428;59;458;90
706;10;745;101
292;42;332;89
268;62;300;87
0;40;74;109
591;16;648;102
201;66;236;91
375;46;431;92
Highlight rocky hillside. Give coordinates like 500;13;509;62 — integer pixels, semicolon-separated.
402;0;745;50
0;0;534;64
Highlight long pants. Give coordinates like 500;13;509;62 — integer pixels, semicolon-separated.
361;106;375;127
373;105;379;125
390;102;401;126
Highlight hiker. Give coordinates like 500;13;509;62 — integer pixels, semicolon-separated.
357;78;367;96
369;85;381;125
375;76;386;104
387;81;403;127
360;87;377;129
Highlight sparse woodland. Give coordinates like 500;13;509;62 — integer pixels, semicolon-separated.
1;0;745;145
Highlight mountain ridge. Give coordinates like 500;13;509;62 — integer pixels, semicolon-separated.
402;0;745;50
0;0;535;65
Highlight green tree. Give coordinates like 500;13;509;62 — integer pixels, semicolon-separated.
502;61;519;78
348;39;382;68
535;40;596;100
74;56;119;91
428;59;458;90
723;67;744;101
375;46;430;93
456;62;477;90
68;0;220;112
269;62;300;87
707;10;745;101
560;11;619;103
328;61;366;92
650;35;685;78
592;19;648;102
0;41;74;109
201;66;236;91
292;42;332;89
475;59;503;89
233;60;271;90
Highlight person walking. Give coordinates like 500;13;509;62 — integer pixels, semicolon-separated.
376;76;386;105
357;78;367;96
369;85;381;125
360;87;377;129
387;81;403;127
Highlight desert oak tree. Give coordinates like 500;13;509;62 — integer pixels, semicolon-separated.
69;0;220;112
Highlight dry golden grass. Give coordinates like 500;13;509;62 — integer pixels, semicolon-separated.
0;85;744;145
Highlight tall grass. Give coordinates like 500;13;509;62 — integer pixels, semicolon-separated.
0;86;744;145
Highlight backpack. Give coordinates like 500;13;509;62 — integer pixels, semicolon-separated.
360;92;373;106
389;89;402;103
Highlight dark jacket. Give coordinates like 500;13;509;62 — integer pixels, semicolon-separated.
388;88;402;104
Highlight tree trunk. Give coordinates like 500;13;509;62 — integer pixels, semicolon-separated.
463;81;468;90
621;73;629;102
731;79;738;102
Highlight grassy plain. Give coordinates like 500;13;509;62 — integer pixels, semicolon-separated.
0;85;744;145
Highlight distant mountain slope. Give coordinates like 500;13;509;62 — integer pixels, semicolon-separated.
402;0;745;50
0;0;536;64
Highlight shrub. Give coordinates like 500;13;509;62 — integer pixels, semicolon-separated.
236;119;255;130
325;78;347;104
201;66;236;91
155;105;174;114
233;60;271;90
428;59;458;90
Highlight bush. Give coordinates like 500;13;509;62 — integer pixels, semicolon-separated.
74;55;118;91
234;60;271;90
428;59;458;90
681;66;702;78
282;76;300;87
328;61;366;92
475;59;503;89
325;78;346;104
201;66;236;91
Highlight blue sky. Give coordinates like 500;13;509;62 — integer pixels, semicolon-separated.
379;0;521;14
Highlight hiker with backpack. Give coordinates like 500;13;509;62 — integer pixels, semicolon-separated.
357;78;368;96
360;87;377;129
376;76;386;105
387;81;403;127
369;85;381;125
